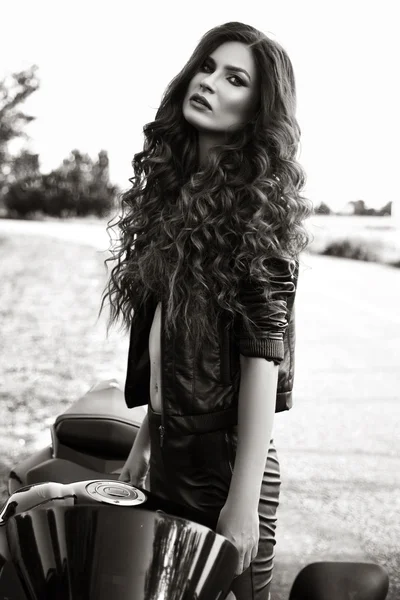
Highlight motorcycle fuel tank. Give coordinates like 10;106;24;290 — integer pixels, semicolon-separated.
0;480;238;600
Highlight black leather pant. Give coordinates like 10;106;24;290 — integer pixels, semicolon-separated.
148;405;281;600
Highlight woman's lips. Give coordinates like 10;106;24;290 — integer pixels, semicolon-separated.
190;95;212;111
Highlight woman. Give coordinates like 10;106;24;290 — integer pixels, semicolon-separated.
102;21;312;600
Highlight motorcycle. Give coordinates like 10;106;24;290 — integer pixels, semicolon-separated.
2;379;389;600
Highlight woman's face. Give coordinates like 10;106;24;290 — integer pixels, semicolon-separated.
182;41;259;135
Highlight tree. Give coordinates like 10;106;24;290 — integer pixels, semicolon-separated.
9;150;40;182
47;149;118;217
349;199;367;215
376;201;392;217
0;66;40;198
4;148;119;218
0;67;118;218
346;199;391;217
314;201;332;215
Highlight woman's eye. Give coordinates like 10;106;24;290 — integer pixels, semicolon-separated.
200;62;213;73
228;75;245;87
198;63;245;87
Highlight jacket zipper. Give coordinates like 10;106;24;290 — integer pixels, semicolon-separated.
159;300;166;448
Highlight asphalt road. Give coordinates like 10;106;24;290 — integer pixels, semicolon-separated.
271;249;400;598
1;217;399;598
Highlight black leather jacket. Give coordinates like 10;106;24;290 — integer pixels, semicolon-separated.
125;257;298;438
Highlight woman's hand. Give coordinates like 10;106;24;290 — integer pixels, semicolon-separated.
216;498;259;575
118;450;149;488
118;414;151;488
118;464;148;488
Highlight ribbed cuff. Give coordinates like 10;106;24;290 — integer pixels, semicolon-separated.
239;338;285;364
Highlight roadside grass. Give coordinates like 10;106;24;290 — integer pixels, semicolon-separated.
309;232;400;266
307;215;400;267
0;233;128;502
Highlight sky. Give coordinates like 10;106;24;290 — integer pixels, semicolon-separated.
1;0;399;211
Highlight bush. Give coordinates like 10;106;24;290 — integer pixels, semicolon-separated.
40;172;76;217
3;171;118;219
3;176;45;217
75;187;117;218
319;237;400;267
3;150;119;219
322;239;377;261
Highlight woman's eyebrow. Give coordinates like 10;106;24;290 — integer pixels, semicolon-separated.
225;65;251;81
206;56;251;81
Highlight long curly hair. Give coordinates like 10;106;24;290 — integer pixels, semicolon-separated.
101;21;313;351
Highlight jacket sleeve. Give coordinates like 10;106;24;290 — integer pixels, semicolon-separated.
234;257;297;365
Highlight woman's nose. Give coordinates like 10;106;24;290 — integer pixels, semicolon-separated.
199;77;216;94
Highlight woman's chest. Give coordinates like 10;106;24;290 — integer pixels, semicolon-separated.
149;302;162;361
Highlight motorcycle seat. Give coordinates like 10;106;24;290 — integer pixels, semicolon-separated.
26;457;120;486
289;561;389;600
54;379;147;458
